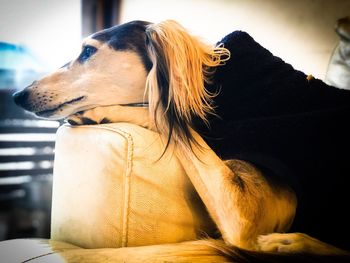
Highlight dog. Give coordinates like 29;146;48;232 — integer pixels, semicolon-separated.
13;20;350;262
325;16;350;89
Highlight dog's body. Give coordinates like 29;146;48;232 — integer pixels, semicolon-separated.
14;20;350;261
325;17;350;89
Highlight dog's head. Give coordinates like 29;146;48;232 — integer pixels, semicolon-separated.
13;20;152;119
14;20;229;144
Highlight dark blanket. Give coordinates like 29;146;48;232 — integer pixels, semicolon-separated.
198;31;350;249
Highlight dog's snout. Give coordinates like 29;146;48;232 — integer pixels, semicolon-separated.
13;90;30;107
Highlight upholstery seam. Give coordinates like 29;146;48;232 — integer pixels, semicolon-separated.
22;251;61;262
64;124;134;247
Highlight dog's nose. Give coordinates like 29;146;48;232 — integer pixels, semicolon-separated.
13;90;30;107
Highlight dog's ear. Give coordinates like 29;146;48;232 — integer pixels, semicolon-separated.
145;20;230;149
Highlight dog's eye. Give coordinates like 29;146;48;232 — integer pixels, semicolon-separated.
78;45;97;63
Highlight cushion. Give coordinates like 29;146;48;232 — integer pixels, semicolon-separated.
0;239;80;263
51;123;216;248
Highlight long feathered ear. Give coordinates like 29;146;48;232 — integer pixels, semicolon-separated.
145;20;230;150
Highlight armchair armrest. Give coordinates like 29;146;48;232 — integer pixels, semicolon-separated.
51;123;215;248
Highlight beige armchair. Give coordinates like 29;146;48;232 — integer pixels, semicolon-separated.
0;123;217;262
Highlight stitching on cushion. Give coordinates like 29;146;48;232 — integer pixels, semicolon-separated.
66;124;134;247
112;128;133;247
23;251;61;262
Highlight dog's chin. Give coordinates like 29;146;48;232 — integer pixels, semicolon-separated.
34;110;66;120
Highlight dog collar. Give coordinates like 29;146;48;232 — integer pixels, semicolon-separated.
121;102;149;107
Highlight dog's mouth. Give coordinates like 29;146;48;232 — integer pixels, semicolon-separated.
36;96;86;118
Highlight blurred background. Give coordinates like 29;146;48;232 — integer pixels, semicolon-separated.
0;0;349;241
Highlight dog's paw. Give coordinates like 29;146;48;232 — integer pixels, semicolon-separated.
66;107;112;126
257;233;349;255
257;233;306;253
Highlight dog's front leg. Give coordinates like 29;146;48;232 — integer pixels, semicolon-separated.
66;105;154;130
174;129;297;250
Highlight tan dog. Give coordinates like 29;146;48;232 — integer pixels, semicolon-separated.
14;20;349;262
